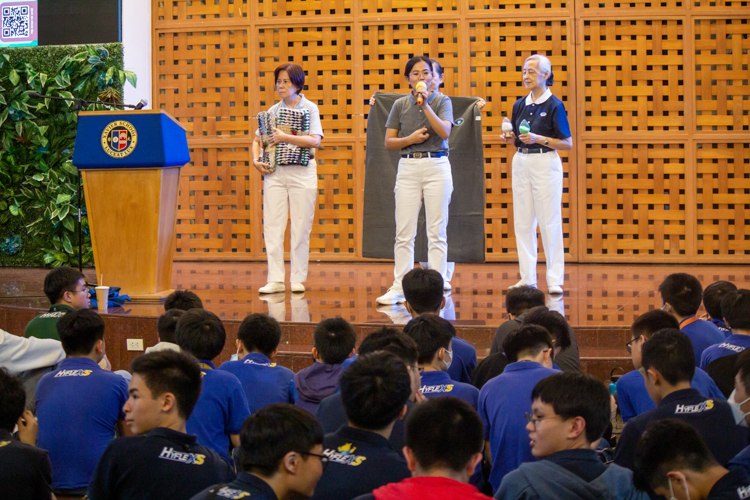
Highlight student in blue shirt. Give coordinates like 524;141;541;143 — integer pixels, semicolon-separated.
659;273;725;365
192;404;326;500
727;350;750;473
701;290;750;368
219;313;295;413
145;309;184;354
703;281;737;337
175;309;250;462
401;268;477;383
35;309;129;496
617;310;725;422
478;324;559;492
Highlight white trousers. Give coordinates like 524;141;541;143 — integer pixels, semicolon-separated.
263;161;317;283
393;157;453;289
512;151;564;286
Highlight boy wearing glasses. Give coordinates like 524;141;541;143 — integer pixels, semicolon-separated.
495;372;647;500
192;403;326;500
25;266;90;341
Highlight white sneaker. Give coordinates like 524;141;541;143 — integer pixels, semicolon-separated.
508;280;536;290
258;292;285;304
548;285;563;295
376;287;405;305
259;282;285;294
443;281;452;291
291;282;305;293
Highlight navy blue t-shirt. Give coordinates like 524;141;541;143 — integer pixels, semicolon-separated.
729;445;750;474
420;370;479;409
0;429;53;500
190;471;277;500
510;90;571;151
681;316;726;366
219;353;295;413
187;361;251;462
35;357;128;490
706;467;750;500
448;337;478;384
700;334;750;369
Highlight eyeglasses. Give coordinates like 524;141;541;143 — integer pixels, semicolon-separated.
524;412;560;430
299;451;329;470
626;336;645;354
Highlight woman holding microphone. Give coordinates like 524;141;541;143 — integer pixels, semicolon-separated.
376;55;454;305
500;54;572;295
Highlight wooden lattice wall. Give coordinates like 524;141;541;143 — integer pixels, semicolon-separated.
153;0;750;264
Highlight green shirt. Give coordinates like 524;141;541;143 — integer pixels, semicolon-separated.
24;304;74;341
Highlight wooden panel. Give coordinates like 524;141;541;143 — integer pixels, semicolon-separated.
156;0;248;22
360;0;458;15
577;0;684;13
468;0;570;12
256;0;352;18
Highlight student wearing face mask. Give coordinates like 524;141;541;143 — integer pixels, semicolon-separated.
727;350;750;473
633;419;750;500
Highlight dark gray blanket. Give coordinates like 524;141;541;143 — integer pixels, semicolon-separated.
362;92;486;262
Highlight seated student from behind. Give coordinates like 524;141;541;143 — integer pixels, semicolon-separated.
701;290;750;368
659;273;724;365
633;419;750;500
702;281;737;337
25;266;90;341
405;314;479;408
489;285;545;355
311;352;412;500
164;289;203;311
88;351;235;499
316;328;421;453
145;309;184;354
478;325;559;493
353;397;490;500
292;318;356;413
614;329;746;470
727;349;750;473
495;372;648;500
402;268;477;383
617;310;725;423
35;309;129;496
175;309;250;462
219;313;295;413
192;404;326;500
0;369;53;500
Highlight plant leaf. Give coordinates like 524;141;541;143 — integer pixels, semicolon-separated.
9;205;19;216
62;215;76;232
9;69;20;86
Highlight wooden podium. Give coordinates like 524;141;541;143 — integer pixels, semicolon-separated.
72;110;190;302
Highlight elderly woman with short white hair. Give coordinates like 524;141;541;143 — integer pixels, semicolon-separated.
500;54;572;295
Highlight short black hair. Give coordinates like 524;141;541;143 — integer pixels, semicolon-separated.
641;329;695;385
720;289;750;330
357;327;419;367
736;349;750;394
238;403;324;476
157;309;185;344
531;372;610;444
658;273;703;317
340;352;412;431
405;397;484;472
175;309;226;361
503;324;553;363
703;281;737;321
631;310;680;339
57;309;105;356
238;314;281;357
131;350;203;420
403;268;443;314
0;368;25;432
505;286;546;317
313;318;356;365
43;266;85;304
404;314;453;365
522;309;571;351
164;290;204;312
404;55;432;78
633;419;717;492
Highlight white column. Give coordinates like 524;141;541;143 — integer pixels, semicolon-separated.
122;0;152;109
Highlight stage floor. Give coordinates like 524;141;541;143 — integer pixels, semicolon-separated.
1;262;747;328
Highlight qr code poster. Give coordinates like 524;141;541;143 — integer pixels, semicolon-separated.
0;0;37;47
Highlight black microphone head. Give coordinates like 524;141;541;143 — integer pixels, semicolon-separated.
27;91;43;98
135;99;148;110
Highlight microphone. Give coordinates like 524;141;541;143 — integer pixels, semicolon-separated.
28;91;43;98
415;82;427;106
134;99;148;110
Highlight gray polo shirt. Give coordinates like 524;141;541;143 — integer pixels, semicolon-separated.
385;91;452;154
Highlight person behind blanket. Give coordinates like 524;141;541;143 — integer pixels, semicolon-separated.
292;317;356;413
613;329;746;471
495;372;647;500
219;313;295;413
522;307;577;371
499;54;572;295
702;281;737;336
175;309;250;462
353;397;490;500
404;313;479;408
310;352;412;500
633;419;750;500
146;308;184;354
402;268;477;383
617;310;725;423
0;368;54;500
726;350;750;473
490;286;547;355
88;351;235;500
701;290;750;368
35;308;129;496
478;324;559;492
376;55;454;306
253;63;323;295
25;266;90;341
659;273;725;366
164;289;203;311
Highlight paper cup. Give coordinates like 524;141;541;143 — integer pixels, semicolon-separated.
95;286;110;312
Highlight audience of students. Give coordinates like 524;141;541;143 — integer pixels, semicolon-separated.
164;289;204;311
727;349;750;473
700;289;750;368
145;309;184;354
702;280;737;336
490;285;546;355
25;266;90;341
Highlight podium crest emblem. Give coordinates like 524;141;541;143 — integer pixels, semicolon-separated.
101;121;138;158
